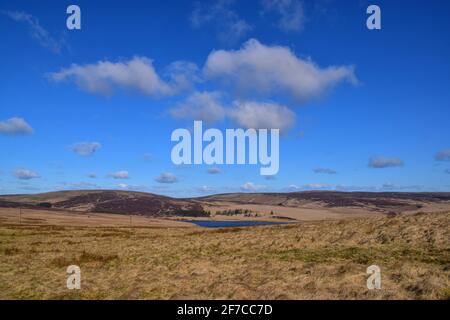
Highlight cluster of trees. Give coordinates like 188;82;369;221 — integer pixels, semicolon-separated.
215;209;259;217
37;202;52;208
176;209;211;217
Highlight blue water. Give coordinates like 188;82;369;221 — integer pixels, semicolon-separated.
183;220;290;228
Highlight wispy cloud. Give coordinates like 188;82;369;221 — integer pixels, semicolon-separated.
435;149;450;161
304;183;331;190
313;167;337;174
143;153;152;161
368;156;404;168
190;0;252;44
207;167;222;174
59;182;99;190
284;183;421;192
240;182;266;191
69;142;101;156
381;182;421;191
0;117;34;135
116;183;148;191
196;185;216;193
261;0;305;32
13;168;40;180
334;185;377;192
155;172;178;183
109;171;130;179
3;11;63;54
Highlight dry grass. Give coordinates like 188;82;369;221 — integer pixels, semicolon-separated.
0;211;448;300
0;207;192;228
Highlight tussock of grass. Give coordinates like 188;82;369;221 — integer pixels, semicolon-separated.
265;246;449;265
51;251;119;268
3;247;20;256
440;288;450;300
186;227;244;236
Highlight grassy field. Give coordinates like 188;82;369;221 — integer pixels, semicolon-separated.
0;211;449;299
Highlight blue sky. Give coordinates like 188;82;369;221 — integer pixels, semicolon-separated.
1;0;450;197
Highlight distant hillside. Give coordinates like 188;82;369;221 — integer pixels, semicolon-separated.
1;190;450;218
0;190;207;217
199;191;450;219
202;191;450;209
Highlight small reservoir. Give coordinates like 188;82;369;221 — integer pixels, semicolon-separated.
183;220;290;228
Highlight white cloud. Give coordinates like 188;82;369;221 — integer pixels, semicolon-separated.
207;167;222;174
261;0;305;32
0;117;34;135
335;185;377;192
59;182;98;190
50;57;192;97
204;39;357;102
304;183;331;189
190;0;253;44
116;183;148;191
380;183;421;191
69;142;101;156
109;171;130;179
165;60;201;91
170;91;226;123
368;156;404;168
283;183;421;192
286;183;331;191
240;182;266;191
13;168;40;180
228;101;295;132
286;184;300;191
382;182;395;189
435;149;450;161
170;92;295;132
4;11;62;54
196;185;215;193
313;167;337;174
155;172;178;183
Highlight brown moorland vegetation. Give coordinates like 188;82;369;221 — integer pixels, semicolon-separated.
2;190;450;222
0;210;448;299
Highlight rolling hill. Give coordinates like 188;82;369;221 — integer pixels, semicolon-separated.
1;190;450;219
0;190;207;217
